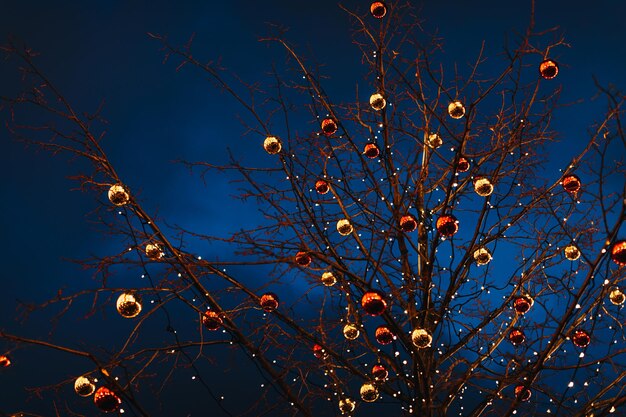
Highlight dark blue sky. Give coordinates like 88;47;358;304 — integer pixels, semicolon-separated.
1;1;625;415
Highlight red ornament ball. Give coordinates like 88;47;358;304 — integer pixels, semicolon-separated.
562;174;581;194
0;355;11;368
571;329;591;348
94;386;121;413
515;385;532;402
436;214;459;237
260;292;279;312
370;1;387;18
400;215;417;233
361;290;388;316
364;143;380;159
313;344;328;359
315;180;330;194
457;157;470;173
202;311;223;331
611;240;626;266
539;59;559;80
321;118;338;136
375;325;395;345
295;251;312;267
509;328;526;346
513;295;534;314
372;363;388;381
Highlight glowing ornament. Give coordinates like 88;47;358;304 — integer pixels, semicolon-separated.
562;174;581;194
539;59;559;80
513;295;534;314
364;143;380;159
313;344;328;359
295;251;312;267
448;101;465;119
611;240;626;266
411;328;432;348
370;1;387;18
74;376;96;397
436;214;459;238
321;118;338;136
108;184;129;206
116;292;142;319
360;382;379;402
457;157;470;173
425;132;443;149
339;397;356;414
260;292;279;312
361;290;387;316
315;180;330;194
202;311;222;331
321;271;338;287
337;219;354;236
609;288;625;305
145;243;164;260
263;136;282;154
571;329;591;348
515;385;532;402
375;325;395;345
372;363;388;381
474;177;494;197
400;214;417;233
343;323;360;340
473;247;492;266
369;92;386;110
0;355;11;368
564;244;581;261
94;386;121;413
509;328;526;346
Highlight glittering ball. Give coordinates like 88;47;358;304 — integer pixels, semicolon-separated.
145;242;164;260
456;157;470;173
564;244;581;261
94;386;121;413
375;325;395;345
515;385;532;402
260;292;279;312
436;214;459;238
321;118;338;136
360;382;379;402
116;292;142;319
295;251;312;267
108;184;130;206
571;329;591;348
509;328;526;346
539;59;559;80
315;179;330;194
313;344;328;359
609;288;625;305
372;363;388;381
263;136;282;155
369;92;386;111
337;219;354;236
0;354;11;368
473;247;492;266
411;328;432;348
339;397;356;414
321;271;338;287
425;132;442;149
513;295;534;314
611;240;626;266
361;290;388;316
202;310;223;331
343;323;360;340
370;1;387;18
400;214;417;233
74;376;96;397
364;143;380;159
474;177;494;197
562;174;581;194
447;101;465;119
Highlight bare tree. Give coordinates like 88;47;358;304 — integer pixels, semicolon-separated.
1;1;625;416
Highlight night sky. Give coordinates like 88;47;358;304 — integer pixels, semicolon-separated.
1;1;625;416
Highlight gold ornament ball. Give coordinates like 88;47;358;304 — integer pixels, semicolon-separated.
74;376;96;397
321;271;338;287
564;244;581;261
369;92;386;110
343;323;360;340
108;184;130;206
448;101;465;119
425;132;442;149
360;382;379;402
339;397;356;414
263;136;282;155
411;328;432;348
337;219;354;236
473;247;492;266
116;292;142;319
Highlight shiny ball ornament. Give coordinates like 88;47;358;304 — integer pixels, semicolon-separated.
562;174;581;194
375;325;395;345
145;243;164;260
372;363;388;381
339;397;356;414
515;385;532;402
94;386;122;413
370;1;387;18
263;136;282;155
400;214;417;233
116;292;142;319
369;92;386;110
363;143;380;159
260;292;279;312
473;247;492;266
108;184;130;206
315;179;330;194
539;59;559;80
611;240;626;266
564;244;581;261
474;177;494;197
457;157;470;173
295;251;312;267
361;290;388;316
513;295;534;314
425;132;443;149
360;382;379;402
0;355;11;368
509;328;526;346
411;328;432;348
448;101;465;119
313;344;328;359
343;323;360;340
202;311;223;331
609;288;625;305
74;376;96;397
321;271;338;287
321;118;338;136
436;214;459;238
571;329;591;348
337;219;354;236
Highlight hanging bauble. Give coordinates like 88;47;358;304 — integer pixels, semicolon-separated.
457;157;470;173
571;329;591;348
611;240;626;266
321;271;338;287
260;292;279;312
411;328;432;348
539;59;559;80
343;323;360;340
313;344;328;359
0;355;11;368
94;386;121;413
295;251;312;267
515;385;532;402
145;243;164;260
263;136;282;155
425;132;442;149
116;292;142;319
337;219;354;236
339;397;356;414
108;184;130;206
360;382;379;402
361;290;388;316
509;328;526;346
474;177;494;197
370;1;387;18
400;215;417;233
372;363;388;381
202;311;223;331
74;376;96;397
375;325;395;345
609;288;625;306
321;118;338;136
364;143;380;159
436;214;459;238
448;101;465;119
473;247;492;266
513;295;534;314
369;92;386;110
564;244;581;261
315;180;330;195
561;174;581;194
